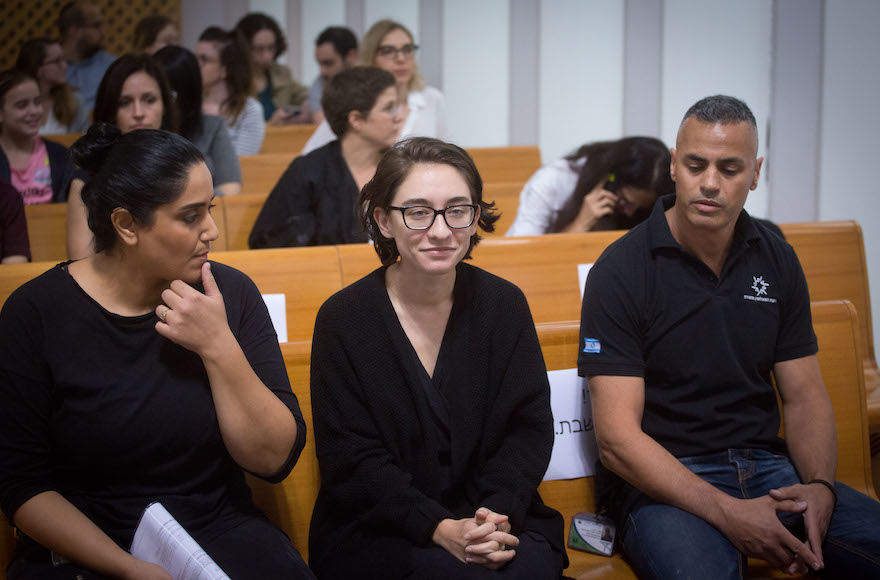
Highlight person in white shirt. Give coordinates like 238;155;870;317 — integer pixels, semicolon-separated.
302;19;446;155
506;136;674;236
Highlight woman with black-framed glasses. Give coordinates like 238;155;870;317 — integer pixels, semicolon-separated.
308;137;566;579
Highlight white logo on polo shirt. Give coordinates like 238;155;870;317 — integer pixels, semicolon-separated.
744;275;777;303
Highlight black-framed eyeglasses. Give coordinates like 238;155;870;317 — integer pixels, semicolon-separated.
389;204;478;230
377;43;419;59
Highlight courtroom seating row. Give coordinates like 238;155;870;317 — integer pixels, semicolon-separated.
3;222;877;429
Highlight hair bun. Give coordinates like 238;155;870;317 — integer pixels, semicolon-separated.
70;122;123;175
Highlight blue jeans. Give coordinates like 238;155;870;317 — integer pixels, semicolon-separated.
620;449;880;579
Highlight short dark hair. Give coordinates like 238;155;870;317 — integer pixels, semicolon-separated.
235;12;287;59
0;69;37;114
57;2;85;38
153;45;203;139
133;15;174;53
322;66;395;138
316;26;358;57
92;54;178;133
360;137;499;266
70;123;204;253
199;27;253;121
682;95;757;129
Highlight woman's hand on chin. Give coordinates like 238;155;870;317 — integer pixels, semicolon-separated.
155;262;233;358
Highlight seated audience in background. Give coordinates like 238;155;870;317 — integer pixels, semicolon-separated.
0;123;313;579
0;69;76;205
309;137;566;579
132;15;180;55
507;137;674;236
57;1;116;112
16;37;90;134
67;54;177;259
580;94;880;578
308;26;358;124
302;19;446;154
154;45;242;197
0;181;30;263
249;66;401;248
235;13;309;125
198;27;266;155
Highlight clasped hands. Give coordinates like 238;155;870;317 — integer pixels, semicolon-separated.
721;481;835;576
432;507;519;570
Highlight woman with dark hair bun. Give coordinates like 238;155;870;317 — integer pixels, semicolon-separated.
153;45;242;197
235;12;309;124
506;136;675;236
0;124;313;579
309;137;566;579
197;26;266;155
15;37;89;134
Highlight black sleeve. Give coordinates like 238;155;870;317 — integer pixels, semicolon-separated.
0;284;56;519
217;263;306;482
577;251;646;378
471;287;554;532
310;298;453;545
774;247;818;363
248;156;316;249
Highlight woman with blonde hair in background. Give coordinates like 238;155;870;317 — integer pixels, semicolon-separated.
15;38;89;135
302;19;446;154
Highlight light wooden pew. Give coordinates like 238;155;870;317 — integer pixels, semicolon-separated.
239;153;294;196
467;145;542;182
42;133;82;148
23;203;68;262
215;192;270;251
0;260;56;308
260;124;318;155
483;181;524;237
209;247;343;343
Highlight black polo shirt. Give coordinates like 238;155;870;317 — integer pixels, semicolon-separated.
578;195;817;458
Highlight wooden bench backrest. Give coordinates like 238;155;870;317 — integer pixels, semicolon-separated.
207;247;343;343
0;261;56;309
483;181;524;238
239;153;294;197
246;340;317;560
24;203;68;262
260;125;318;155
42;133;82;148
467;146;542;182
216;193;270;251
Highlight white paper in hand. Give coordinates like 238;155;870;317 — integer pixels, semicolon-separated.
131;502;230;580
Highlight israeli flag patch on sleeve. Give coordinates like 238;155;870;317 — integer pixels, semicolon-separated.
583;338;601;354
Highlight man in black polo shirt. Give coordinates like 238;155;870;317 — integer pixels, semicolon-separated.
579;95;880;578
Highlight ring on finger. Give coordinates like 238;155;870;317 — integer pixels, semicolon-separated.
159;307;168;321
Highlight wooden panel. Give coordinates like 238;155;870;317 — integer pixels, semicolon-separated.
467;145;542;183
239;153;293;197
209;247;342;343
24;203;69;262
0;261;58;312
219;192;270;251
260;125;318;155
42;133;83;148
482;181;523;238
246;340;317;561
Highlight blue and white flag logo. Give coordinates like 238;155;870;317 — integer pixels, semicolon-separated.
583;338;601;354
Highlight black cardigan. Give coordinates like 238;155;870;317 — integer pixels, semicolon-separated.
0;138;75;203
308;262;565;578
248;140;366;248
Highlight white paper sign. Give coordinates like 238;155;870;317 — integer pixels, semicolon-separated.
543;368;598;481
577;263;594;299
261;293;287;343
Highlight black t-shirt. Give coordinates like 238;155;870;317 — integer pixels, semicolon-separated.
0;261;306;549
578;195;817;458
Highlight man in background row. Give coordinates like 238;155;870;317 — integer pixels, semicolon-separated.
308;26;357;124
58;1;116;112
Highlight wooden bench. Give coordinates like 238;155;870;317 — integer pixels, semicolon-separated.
23;203;68;262
260;124;318;155
467;145;542;183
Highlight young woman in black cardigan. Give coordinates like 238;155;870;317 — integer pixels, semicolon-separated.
309;137;566;579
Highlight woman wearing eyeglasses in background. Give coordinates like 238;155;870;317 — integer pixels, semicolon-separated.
308;137;566;580
248;66;402;249
15;38;89;135
301;19;446;155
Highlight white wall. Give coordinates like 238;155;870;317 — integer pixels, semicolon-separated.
538;0;624;161
661;0;773;218
820;0;880;355
301;0;346;83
